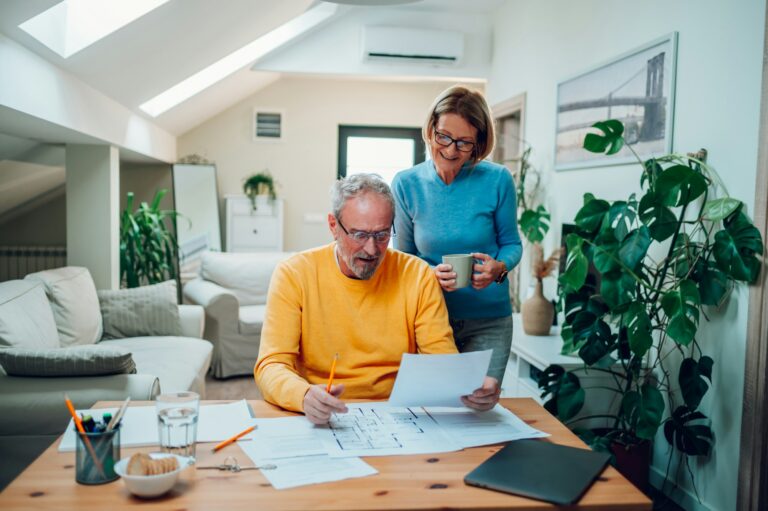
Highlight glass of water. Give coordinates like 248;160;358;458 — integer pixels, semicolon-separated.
156;391;200;461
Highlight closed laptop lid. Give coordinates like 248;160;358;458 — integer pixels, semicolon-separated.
464;439;611;505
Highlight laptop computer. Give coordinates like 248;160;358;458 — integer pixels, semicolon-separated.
464;439;611;505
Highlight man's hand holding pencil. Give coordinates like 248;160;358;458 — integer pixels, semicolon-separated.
303;353;348;424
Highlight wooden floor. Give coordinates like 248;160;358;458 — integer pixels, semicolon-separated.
204;373;263;401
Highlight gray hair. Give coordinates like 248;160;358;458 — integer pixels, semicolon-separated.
330;173;395;220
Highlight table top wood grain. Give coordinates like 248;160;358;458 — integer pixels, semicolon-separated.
0;398;651;510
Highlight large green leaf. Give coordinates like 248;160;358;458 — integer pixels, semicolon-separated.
583;120;625;155
695;260;729;306
538;365;585;421
623;302;653;357
618;226;651;270
591;238;620;274
571;311;614;365
519;205;550;243
639;192;678;242
574;197;610;233
622;384;665;440
702;197;742;221
713;211;764;283
679;356;713;410
608;197;638;242
600;269;637;309
661;280;701;345
655;164;708;207
559;234;588;292
663;406;713;456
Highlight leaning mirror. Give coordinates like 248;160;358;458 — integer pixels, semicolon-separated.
172;163;221;275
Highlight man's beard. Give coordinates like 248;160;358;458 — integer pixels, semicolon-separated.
341;249;384;280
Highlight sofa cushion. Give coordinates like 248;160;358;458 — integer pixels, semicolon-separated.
200;251;289;306
98;281;181;339
102;337;212;394
25;267;102;347
0;280;59;349
0;345;136;377
238;305;266;335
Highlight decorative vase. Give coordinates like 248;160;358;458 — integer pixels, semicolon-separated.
521;279;554;335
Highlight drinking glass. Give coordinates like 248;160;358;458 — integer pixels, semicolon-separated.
156;391;199;460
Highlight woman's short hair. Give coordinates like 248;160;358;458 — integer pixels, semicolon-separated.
330;173;395;221
422;85;495;164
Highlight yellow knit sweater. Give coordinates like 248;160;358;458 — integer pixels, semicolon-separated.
254;243;457;412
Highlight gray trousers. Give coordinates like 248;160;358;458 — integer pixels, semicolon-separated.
449;315;513;385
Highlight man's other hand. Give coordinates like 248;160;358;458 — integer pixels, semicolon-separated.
303;384;348;424
461;376;500;411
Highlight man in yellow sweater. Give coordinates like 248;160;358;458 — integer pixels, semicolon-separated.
254;174;500;423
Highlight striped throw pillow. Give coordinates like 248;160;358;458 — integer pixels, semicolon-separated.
98;281;181;339
0;345;136;376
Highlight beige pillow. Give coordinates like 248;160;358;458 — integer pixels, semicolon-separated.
25;267;102;347
98;281;181;339
0;345;136;377
0;280;60;349
200;251;290;305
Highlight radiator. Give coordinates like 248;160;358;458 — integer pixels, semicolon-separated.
0;246;67;281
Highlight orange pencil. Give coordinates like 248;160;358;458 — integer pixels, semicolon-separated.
326;353;339;393
212;425;256;452
64;394;105;476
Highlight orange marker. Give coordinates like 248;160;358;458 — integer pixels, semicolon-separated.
64;394;105;476
326;353;339;393
212;425;256;453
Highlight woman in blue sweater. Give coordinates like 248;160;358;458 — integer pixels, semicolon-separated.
392;85;522;390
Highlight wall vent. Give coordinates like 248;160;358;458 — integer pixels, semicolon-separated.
253;110;283;141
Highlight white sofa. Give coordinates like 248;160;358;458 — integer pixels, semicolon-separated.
183;251;291;378
0;267;213;490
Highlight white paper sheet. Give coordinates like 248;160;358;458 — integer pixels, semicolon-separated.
242;416;327;459
58;400;255;451
315;402;461;457
388;350;492;407
237;451;378;490
424;404;550;448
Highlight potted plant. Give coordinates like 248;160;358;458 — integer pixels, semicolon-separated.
243;170;277;211
538;120;764;492
520;244;561;335
120;189;180;289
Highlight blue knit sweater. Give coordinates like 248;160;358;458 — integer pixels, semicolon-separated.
392;159;523;319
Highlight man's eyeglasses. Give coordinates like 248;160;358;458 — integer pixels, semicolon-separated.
337;217;393;244
434;130;475;153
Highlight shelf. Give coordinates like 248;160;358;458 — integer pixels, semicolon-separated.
511;314;581;370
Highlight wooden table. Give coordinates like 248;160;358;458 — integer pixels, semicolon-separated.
0;398;651;510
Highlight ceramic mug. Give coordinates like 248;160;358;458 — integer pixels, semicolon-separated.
442;254;474;289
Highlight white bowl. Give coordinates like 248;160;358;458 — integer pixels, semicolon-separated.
114;453;192;498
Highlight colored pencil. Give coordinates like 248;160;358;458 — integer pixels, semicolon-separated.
326;353;339;393
64;394;105;477
211;425;257;452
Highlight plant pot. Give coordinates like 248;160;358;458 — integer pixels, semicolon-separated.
610;439;652;493
521;279;553;335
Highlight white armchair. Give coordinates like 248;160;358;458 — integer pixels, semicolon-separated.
183;251;291;378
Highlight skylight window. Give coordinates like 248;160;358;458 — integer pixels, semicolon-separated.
139;3;338;118
19;0;169;58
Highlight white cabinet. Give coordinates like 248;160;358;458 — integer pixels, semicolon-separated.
502;314;620;428
225;195;284;252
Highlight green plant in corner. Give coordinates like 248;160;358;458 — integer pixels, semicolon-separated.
539;120;764;490
509;146;551;244
243;170;277;210
120;189;180;288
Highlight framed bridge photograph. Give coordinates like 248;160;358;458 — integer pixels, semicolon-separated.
554;32;678;171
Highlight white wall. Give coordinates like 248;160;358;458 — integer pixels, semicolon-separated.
486;1;766;510
178;76;475;251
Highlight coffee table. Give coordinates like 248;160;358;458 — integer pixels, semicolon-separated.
0;398;651;510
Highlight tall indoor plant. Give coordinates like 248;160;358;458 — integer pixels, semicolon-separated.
120;189;180;288
539;120;764;490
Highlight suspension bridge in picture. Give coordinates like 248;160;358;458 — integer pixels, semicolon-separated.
557;52;667;144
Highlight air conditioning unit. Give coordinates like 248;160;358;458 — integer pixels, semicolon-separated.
362;26;463;65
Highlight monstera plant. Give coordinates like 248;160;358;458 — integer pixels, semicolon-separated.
539;120;764;488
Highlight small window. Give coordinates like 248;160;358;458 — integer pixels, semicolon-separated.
253;110;283;141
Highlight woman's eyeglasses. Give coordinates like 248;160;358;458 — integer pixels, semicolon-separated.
434;130;475;153
337;218;393;244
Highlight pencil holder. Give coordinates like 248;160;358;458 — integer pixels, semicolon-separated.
75;426;121;485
